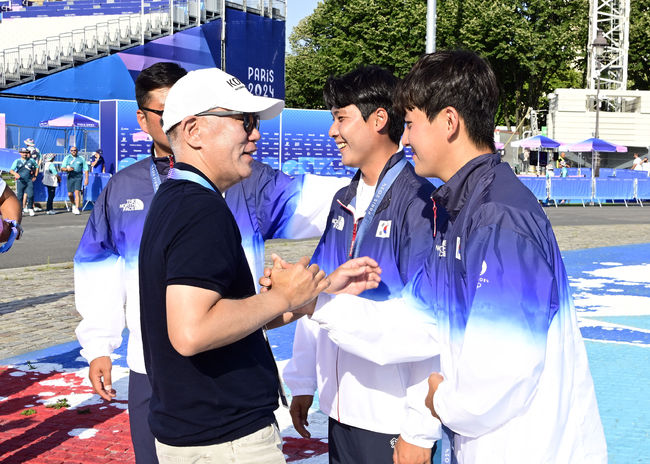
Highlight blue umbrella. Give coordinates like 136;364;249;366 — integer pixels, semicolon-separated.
39;112;99;129
562;137;627;153
511;135;562;149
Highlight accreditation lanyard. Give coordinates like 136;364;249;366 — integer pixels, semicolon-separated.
167;167;216;192
165;165;288;406
349;157;407;258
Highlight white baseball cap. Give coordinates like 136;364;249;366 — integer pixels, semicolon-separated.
161;67;284;133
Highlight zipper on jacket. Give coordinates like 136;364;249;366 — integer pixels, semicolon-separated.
432;198;438;237
335;347;341;422
348;220;359;258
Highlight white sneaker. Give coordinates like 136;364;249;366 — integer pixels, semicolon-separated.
22;207;28;213
28;208;35;217
33;206;43;212
46;210;57;215
72;206;80;215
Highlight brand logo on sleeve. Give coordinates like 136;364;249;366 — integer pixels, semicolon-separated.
119;198;145;212
477;260;490;288
376;220;391;238
332;215;345;231
436;239;447;258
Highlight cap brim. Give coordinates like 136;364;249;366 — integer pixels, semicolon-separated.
228;96;284;120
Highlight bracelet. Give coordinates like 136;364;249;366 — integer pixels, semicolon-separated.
0;220;22;253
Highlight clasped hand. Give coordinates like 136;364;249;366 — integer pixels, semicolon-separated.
260;254;382;315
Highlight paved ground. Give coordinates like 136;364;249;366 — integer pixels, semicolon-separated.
1;206;649;463
3;204;650;270
2;206;650;359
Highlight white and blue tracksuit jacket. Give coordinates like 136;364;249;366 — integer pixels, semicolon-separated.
74;152;348;374
284;152;445;448
311;153;607;462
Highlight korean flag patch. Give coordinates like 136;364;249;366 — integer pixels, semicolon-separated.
376;220;392;238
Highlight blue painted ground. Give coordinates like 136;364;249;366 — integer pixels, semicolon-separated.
2;243;649;462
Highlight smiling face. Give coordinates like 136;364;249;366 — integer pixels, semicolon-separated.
194;109;260;191
402;107;448;179
329;105;377;169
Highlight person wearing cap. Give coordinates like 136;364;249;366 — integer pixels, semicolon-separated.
138;67;331;463
9;147;39;217
61;147;89;215
24;138;41;165
73;62;347;464
91;149;105;173
41;153;60;215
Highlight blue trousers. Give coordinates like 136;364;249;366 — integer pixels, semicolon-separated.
328;418;436;464
16;178;34;208
128;371;158;464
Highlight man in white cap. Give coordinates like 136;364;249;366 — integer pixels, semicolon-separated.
138;68;330;464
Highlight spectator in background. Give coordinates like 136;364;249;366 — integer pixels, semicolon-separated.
556;152;567;169
546;162;555;177
42;153;60;215
0;176;22;250
642;157;650;173
9;147;38;217
561;160;569;177
61;146;89;215
631;153;642;170
91;149;105;173
24;138;41;166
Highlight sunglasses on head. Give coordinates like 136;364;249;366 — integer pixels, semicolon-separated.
195;110;260;134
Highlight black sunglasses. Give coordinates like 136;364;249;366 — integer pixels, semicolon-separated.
195;110;260;134
140;106;164;117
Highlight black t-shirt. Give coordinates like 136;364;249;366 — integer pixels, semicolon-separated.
139;163;279;447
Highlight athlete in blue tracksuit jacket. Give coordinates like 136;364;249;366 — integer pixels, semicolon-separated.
285;151;445;458
308;51;606;463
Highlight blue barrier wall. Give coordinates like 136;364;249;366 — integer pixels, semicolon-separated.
31;172;111;203
519;177;547;200
549;177;592;201
594;178;635;202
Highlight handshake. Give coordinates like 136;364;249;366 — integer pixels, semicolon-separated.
259;254;382;322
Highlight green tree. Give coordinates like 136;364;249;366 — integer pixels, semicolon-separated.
286;0;648;130
435;0;588;128
628;0;650;89
285;0;427;109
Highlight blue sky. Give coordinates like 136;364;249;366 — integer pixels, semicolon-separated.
285;0;320;51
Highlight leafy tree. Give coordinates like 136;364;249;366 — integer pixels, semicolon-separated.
628;0;650;89
285;0;427;109
286;0;646;129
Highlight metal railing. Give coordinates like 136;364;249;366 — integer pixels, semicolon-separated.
0;0;286;89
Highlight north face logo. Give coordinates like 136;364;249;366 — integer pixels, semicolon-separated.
119;199;145;212
332;215;345;231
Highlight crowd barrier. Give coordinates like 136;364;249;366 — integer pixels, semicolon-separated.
30;172;111;204
519;176;650;207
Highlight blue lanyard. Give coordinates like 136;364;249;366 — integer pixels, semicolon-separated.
149;159;163;193
167;167;216;192
350;157;407;258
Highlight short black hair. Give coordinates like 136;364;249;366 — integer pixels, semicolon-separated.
135;62;187;108
395;50;498;152
323;65;404;145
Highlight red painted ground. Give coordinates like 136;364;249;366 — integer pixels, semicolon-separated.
0;366;327;463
